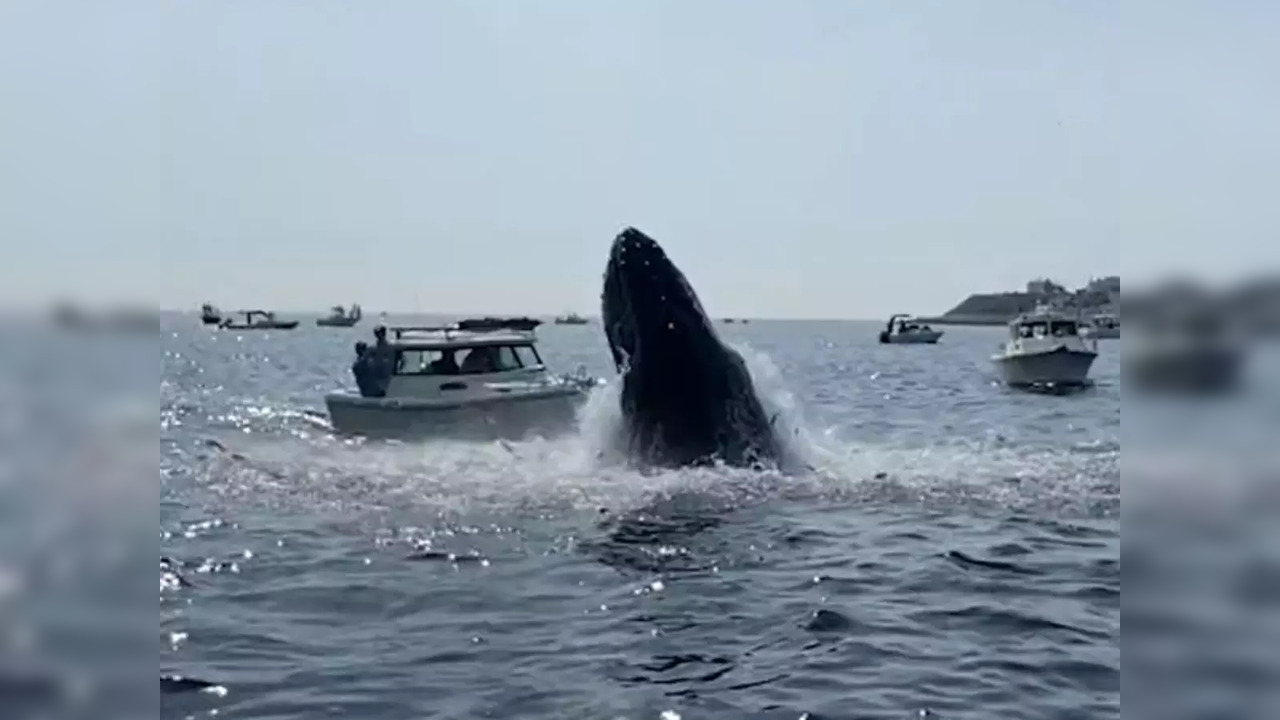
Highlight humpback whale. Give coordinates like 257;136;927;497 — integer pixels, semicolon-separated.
601;227;789;470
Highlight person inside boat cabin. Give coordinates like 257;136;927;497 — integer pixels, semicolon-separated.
428;350;461;375
460;346;498;374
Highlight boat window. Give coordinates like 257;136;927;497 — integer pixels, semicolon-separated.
513;345;542;368
493;346;522;371
396;349;435;374
394;349;461;375
457;345;524;374
1050;321;1078;337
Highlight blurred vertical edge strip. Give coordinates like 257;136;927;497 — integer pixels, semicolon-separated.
0;311;158;719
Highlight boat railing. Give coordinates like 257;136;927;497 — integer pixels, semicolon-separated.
390;324;538;342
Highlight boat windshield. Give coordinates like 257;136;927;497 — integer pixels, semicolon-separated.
394;344;542;376
1017;320;1079;338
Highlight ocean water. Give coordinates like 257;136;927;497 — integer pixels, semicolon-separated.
156;316;1120;719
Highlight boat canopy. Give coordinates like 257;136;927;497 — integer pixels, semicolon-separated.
885;313;931;332
886;313;923;331
384;317;544;350
391;317;540;338
1010;311;1081;339
392;342;546;376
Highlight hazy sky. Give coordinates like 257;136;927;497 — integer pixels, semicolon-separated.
1;1;1276;318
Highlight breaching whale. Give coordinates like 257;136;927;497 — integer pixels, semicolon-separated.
601;226;790;470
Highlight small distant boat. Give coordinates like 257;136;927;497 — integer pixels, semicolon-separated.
317;303;363;328
878;314;943;344
1082;312;1120;340
200;303;222;325
554;312;589;325
992;307;1097;389
219;309;299;331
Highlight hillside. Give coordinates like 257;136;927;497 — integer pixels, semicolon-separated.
919;277;1118;325
931;292;1044;324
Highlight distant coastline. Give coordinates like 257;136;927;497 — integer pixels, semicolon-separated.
919;276;1120;327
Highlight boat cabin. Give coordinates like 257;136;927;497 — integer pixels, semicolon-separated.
221;309;273;322
1010;314;1082;340
896;319;931;333
999;308;1098;356
1092;313;1118;330
884;313;933;334
361;320;557;401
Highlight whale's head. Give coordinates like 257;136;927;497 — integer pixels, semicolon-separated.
601;227;718;373
599;226;792;470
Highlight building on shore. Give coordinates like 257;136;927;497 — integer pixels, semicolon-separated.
922;276;1119;326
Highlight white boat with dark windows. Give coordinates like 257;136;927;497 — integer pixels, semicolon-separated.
324;318;600;440
316;303;363;328
992;307;1098;389
878;314;944;344
1083;312;1120;339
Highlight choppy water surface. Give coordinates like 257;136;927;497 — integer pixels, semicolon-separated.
161;316;1119;719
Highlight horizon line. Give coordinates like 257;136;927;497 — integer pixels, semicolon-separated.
158;307;897;323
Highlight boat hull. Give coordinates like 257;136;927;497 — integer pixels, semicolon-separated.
316;318;360;327
221;321;299;330
324;386;588;441
880;330;943;344
993;346;1097;388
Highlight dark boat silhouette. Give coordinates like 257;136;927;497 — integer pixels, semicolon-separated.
317;303;363;327
200;303;222;325
219;309;299;330
553;312;589;325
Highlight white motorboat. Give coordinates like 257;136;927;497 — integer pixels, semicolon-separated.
878;314;944;344
324;318;600;441
992;307;1098;389
1083;312;1120;339
1122;302;1246;394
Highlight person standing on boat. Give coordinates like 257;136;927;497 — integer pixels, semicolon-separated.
351;341;380;397
351;327;395;397
370;325;397;392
